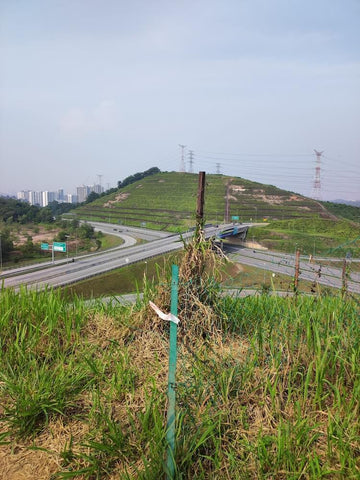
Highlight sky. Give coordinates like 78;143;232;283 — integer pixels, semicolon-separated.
1;0;359;201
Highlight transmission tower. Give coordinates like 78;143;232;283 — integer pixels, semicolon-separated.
188;150;194;173
312;150;323;200
178;144;186;172
216;162;221;174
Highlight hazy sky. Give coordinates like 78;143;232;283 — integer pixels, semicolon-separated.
1;0;359;200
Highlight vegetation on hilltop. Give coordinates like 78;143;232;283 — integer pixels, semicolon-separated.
321;200;360;223
117;166;161;189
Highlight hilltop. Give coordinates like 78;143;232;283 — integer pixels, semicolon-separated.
71;172;335;231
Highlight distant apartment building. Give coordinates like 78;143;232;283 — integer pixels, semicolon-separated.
17;190;42;205
76;186;89;203
91;184;104;195
17;190;30;202
42;191;56;207
34;191;42;206
28;191;36;206
66;193;78;203
16;180;106;207
76;184;103;202
57;189;65;202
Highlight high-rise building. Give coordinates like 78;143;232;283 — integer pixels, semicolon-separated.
28;191;36;205
42;191;49;207
34;191;42;206
91;184;104;194
57;189;65;202
17;190;30;202
66;194;78;203
76;186;89;203
42;191;55;207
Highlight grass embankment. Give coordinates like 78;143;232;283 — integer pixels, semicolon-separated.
251;217;360;257
0;287;359;479
98;233;125;250
64;252;180;299
65;254;336;300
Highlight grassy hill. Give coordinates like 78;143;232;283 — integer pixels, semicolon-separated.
66;172;360;257
69;172;330;232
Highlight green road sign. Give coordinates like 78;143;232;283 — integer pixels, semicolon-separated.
53;242;66;252
231;215;239;221
41;243;49;250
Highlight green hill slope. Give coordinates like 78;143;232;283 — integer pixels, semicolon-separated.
71;172;329;232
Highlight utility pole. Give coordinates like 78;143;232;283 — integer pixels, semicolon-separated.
188;150;194;173
178;144;186;172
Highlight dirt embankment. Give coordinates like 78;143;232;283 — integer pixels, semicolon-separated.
13;228;60;246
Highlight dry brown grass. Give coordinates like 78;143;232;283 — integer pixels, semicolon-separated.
0;418;89;480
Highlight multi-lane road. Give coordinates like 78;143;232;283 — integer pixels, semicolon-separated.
1;222;359;294
1;223;220;290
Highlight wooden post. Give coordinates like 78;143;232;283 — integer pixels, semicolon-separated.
294;249;300;293
341;259;347;297
196;171;206;223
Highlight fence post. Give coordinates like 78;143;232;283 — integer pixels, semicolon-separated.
294;249;300;293
341;258;347;297
166;264;179;479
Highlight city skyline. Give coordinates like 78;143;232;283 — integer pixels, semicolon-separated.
1;1;359;201
15;182;105;206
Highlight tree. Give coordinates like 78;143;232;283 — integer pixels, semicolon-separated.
85;191;100;204
78;223;95;239
0;229;14;260
56;231;70;242
117;166;161;189
21;235;35;256
71;218;80;229
38;207;54;223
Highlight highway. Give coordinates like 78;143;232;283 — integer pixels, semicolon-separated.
225;245;360;294
2;222;359;295
88;222;171;242
1;224;220;291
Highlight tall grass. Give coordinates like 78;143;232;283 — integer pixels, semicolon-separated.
0;285;359;478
